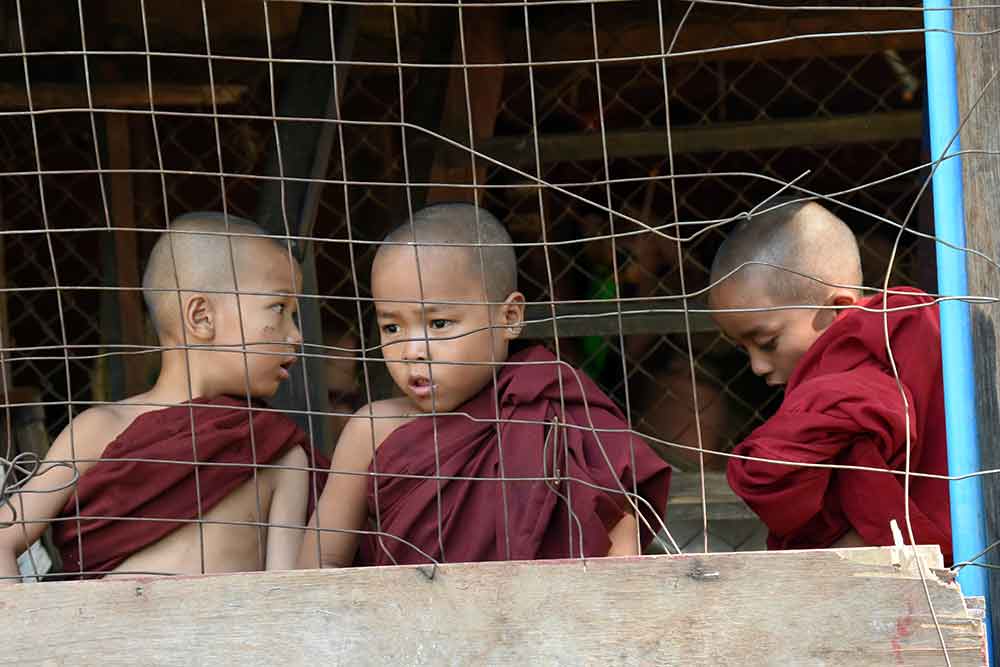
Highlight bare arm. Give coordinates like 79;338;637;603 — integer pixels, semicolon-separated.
0;410;106;583
297;413;379;569
830;529;869;549
606;512;640;557
264;446;310;571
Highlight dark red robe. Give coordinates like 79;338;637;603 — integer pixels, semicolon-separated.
359;345;671;566
53;396;328;577
727;288;952;560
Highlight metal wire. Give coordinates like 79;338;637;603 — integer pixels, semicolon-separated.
0;3;992;660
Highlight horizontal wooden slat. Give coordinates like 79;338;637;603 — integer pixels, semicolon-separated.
521;299;716;338
466;111;923;168
0;546;984;665
0;83;248;110
668;471;756;522
520;9;925;65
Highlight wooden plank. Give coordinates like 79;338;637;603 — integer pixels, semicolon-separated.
521;298;716;339
0;83;247;109
667;471;756;522
425;7;508;204
954;3;1000;662
102;2;303;54
0;547;985;665
254;5;361;454
106;114;146;398
0;191;6;403
465;111;923;168
521;9;924;65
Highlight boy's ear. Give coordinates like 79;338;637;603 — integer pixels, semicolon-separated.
498;291;526;340
183;294;215;341
813;289;858;331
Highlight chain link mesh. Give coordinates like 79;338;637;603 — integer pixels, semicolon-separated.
1;4;931;552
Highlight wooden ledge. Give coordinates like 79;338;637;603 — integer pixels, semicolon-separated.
0;83;248;110
0;546;985;665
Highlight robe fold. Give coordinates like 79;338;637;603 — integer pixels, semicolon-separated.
53;396;327;577
727;288;952;560
360;345;671;566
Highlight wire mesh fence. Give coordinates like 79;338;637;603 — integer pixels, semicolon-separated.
0;3;992;659
1;2;932;465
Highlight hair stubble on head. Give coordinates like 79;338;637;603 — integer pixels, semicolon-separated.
709;197;863;306
142;212;292;339
376;202;518;303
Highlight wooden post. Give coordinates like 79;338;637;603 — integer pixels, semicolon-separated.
0;190;6;394
106;114;147;398
954;3;1000;658
254;4;360;454
425;7;507;204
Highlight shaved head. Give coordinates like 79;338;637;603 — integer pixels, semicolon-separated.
710;198;862;305
376;203;517;302
142;212;293;337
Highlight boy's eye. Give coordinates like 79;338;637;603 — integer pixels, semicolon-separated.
429;319;451;330
270;303;286;315
758;338;777;352
381;323;400;335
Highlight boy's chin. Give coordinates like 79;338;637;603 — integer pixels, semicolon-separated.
228;380;282;401
407;391;464;414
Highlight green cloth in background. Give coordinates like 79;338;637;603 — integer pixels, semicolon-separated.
581;271;616;380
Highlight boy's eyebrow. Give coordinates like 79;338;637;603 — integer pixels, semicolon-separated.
733;325;764;341
376;302;461;314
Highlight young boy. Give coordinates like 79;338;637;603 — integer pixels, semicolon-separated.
299;203;671;568
0;212;317;580
709;198;952;559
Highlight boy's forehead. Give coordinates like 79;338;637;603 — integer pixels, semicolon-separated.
235;239;302;289
373;245;485;301
709;268;784;308
713;309;774;341
710;276;780;337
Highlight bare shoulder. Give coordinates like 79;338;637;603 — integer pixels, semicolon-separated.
48;404;128;462
338;398;416;455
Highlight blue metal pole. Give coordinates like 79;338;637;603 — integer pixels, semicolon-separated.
923;0;992;652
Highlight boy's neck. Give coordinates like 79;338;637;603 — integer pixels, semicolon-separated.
145;348;221;404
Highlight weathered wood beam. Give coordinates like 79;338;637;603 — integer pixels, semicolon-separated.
521;299;715;339
0;83;247;110
0;192;6;384
0;547;985;664
468;111;922;168
254;4;360;455
425;7;508;204
106;114;146;398
955;2;1000;660
522;10;924;65
397;7;461;212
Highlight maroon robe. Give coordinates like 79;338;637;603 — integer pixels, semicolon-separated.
53;396;327;577
727;288;952;560
359;345;671;566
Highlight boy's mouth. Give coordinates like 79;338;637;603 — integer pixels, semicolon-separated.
407;376;436;398
278;357;296;380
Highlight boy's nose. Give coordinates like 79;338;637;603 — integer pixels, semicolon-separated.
287;324;304;346
401;337;429;361
750;354;773;378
